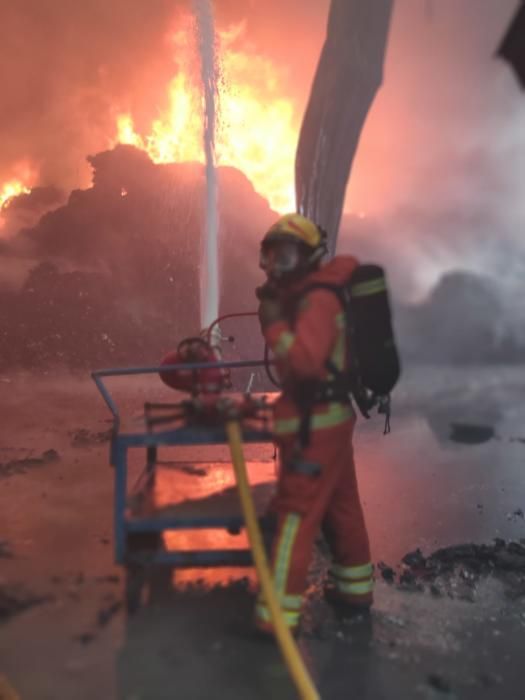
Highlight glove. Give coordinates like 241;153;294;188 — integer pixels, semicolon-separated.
258;297;284;330
255;282;278;301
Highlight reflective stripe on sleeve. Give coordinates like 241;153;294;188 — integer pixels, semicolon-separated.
328;312;346;375
272;331;295;358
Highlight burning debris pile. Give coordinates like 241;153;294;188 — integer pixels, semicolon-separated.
0;145;270;371
0;186;66;239
379;539;525;602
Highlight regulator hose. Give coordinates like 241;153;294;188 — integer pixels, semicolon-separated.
264;343;282;389
225;420;320;700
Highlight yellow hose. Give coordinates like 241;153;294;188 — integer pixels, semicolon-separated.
226;420;320;700
0;675;20;700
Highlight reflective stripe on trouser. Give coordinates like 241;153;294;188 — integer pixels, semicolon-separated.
255;604;300;628
256;419;372;628
330;562;374;599
255;514;302;628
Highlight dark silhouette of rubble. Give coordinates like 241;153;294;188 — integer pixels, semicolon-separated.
0;146;270;372
0;584;52;622
387;540;525;601
0;185;66;239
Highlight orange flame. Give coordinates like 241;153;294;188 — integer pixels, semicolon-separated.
115;19;298;212
0;179;30;210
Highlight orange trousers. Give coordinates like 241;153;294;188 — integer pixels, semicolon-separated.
256;418;373;629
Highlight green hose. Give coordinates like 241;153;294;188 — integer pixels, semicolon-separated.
226;420;320;700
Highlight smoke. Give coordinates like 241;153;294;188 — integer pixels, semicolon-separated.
341;0;525;302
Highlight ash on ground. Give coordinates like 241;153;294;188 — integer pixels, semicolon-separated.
0;585;52;623
0;449;60;478
379;539;525;602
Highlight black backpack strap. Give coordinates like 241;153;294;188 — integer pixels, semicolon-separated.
299;410;313;449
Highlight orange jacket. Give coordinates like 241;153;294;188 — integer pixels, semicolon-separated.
263;256;359;437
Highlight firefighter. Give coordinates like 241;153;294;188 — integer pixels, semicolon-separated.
255;213;373;634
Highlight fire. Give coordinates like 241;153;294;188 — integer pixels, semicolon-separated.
0;179;30;210
115;19;298;212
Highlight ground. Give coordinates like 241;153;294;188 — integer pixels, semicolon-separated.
0;366;524;700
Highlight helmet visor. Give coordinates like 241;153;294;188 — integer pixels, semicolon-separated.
260;239;301;278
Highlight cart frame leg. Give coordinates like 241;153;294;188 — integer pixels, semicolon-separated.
114;440;128;565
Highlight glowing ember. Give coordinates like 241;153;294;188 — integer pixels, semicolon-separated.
115;19;297;212
0;179;30;210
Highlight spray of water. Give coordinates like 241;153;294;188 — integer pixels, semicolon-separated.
193;0;220;333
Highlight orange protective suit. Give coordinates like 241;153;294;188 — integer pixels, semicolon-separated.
256;256;373;632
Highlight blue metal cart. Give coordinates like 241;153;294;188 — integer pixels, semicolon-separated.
92;360;274;611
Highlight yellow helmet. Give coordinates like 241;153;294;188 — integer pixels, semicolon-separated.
262;213;325;249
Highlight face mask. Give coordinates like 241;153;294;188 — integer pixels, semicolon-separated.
259;241;301;280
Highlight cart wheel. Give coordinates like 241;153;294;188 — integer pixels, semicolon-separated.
125;564;147;614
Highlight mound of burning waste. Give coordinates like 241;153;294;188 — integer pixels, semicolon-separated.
0;146;270;371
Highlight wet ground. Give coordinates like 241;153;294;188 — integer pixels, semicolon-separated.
0;366;525;699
